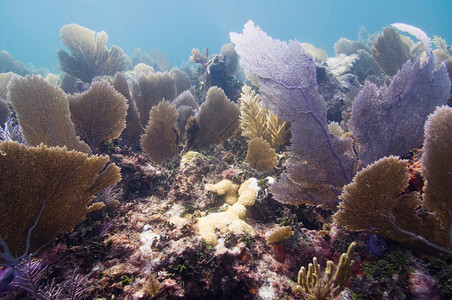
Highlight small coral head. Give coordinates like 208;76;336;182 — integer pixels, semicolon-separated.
238;178;260;207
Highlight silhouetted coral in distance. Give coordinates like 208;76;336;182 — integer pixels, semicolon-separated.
58;24;128;82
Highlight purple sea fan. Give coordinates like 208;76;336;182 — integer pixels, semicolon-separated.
230;21;359;206
349;23;450;165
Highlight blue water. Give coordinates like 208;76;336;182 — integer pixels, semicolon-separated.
0;0;451;72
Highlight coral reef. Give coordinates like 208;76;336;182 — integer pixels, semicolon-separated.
220;43;239;76
265;226;294;244
0;51;29;76
190;45;242;102
350;25;450;165
334;38;367;56
231;20;359;206
205;179;239;205
112;72;143;145
301;42;328;63
149;49;172;71
353;49;382;83
131;48;155;69
317;56;362;123
239;85;289;150
133;63;154;77
420;106;452;240
170;67;192;95
2;18;452;300
0;99;9;126
171;90;197;138
0;72;18;101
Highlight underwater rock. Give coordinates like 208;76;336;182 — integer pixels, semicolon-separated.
205;54;242;101
316;62;361;123
191;47;242;102
353;49;383;83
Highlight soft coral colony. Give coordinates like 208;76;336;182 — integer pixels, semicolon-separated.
0;19;450;299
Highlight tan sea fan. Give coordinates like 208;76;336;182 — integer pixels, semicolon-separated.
58;24;128;82
7;75;91;153
140;101;179;165
0;141;121;262
68;80;128;150
130;71;177;126
246;137;278;172
334;109;452;255
112;72;142;145
196;86;240;148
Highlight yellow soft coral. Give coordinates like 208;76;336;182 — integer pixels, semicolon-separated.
198;211;252;246
237;178;260;207
205;179;240;205
227;203;247;219
198;178;259;245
